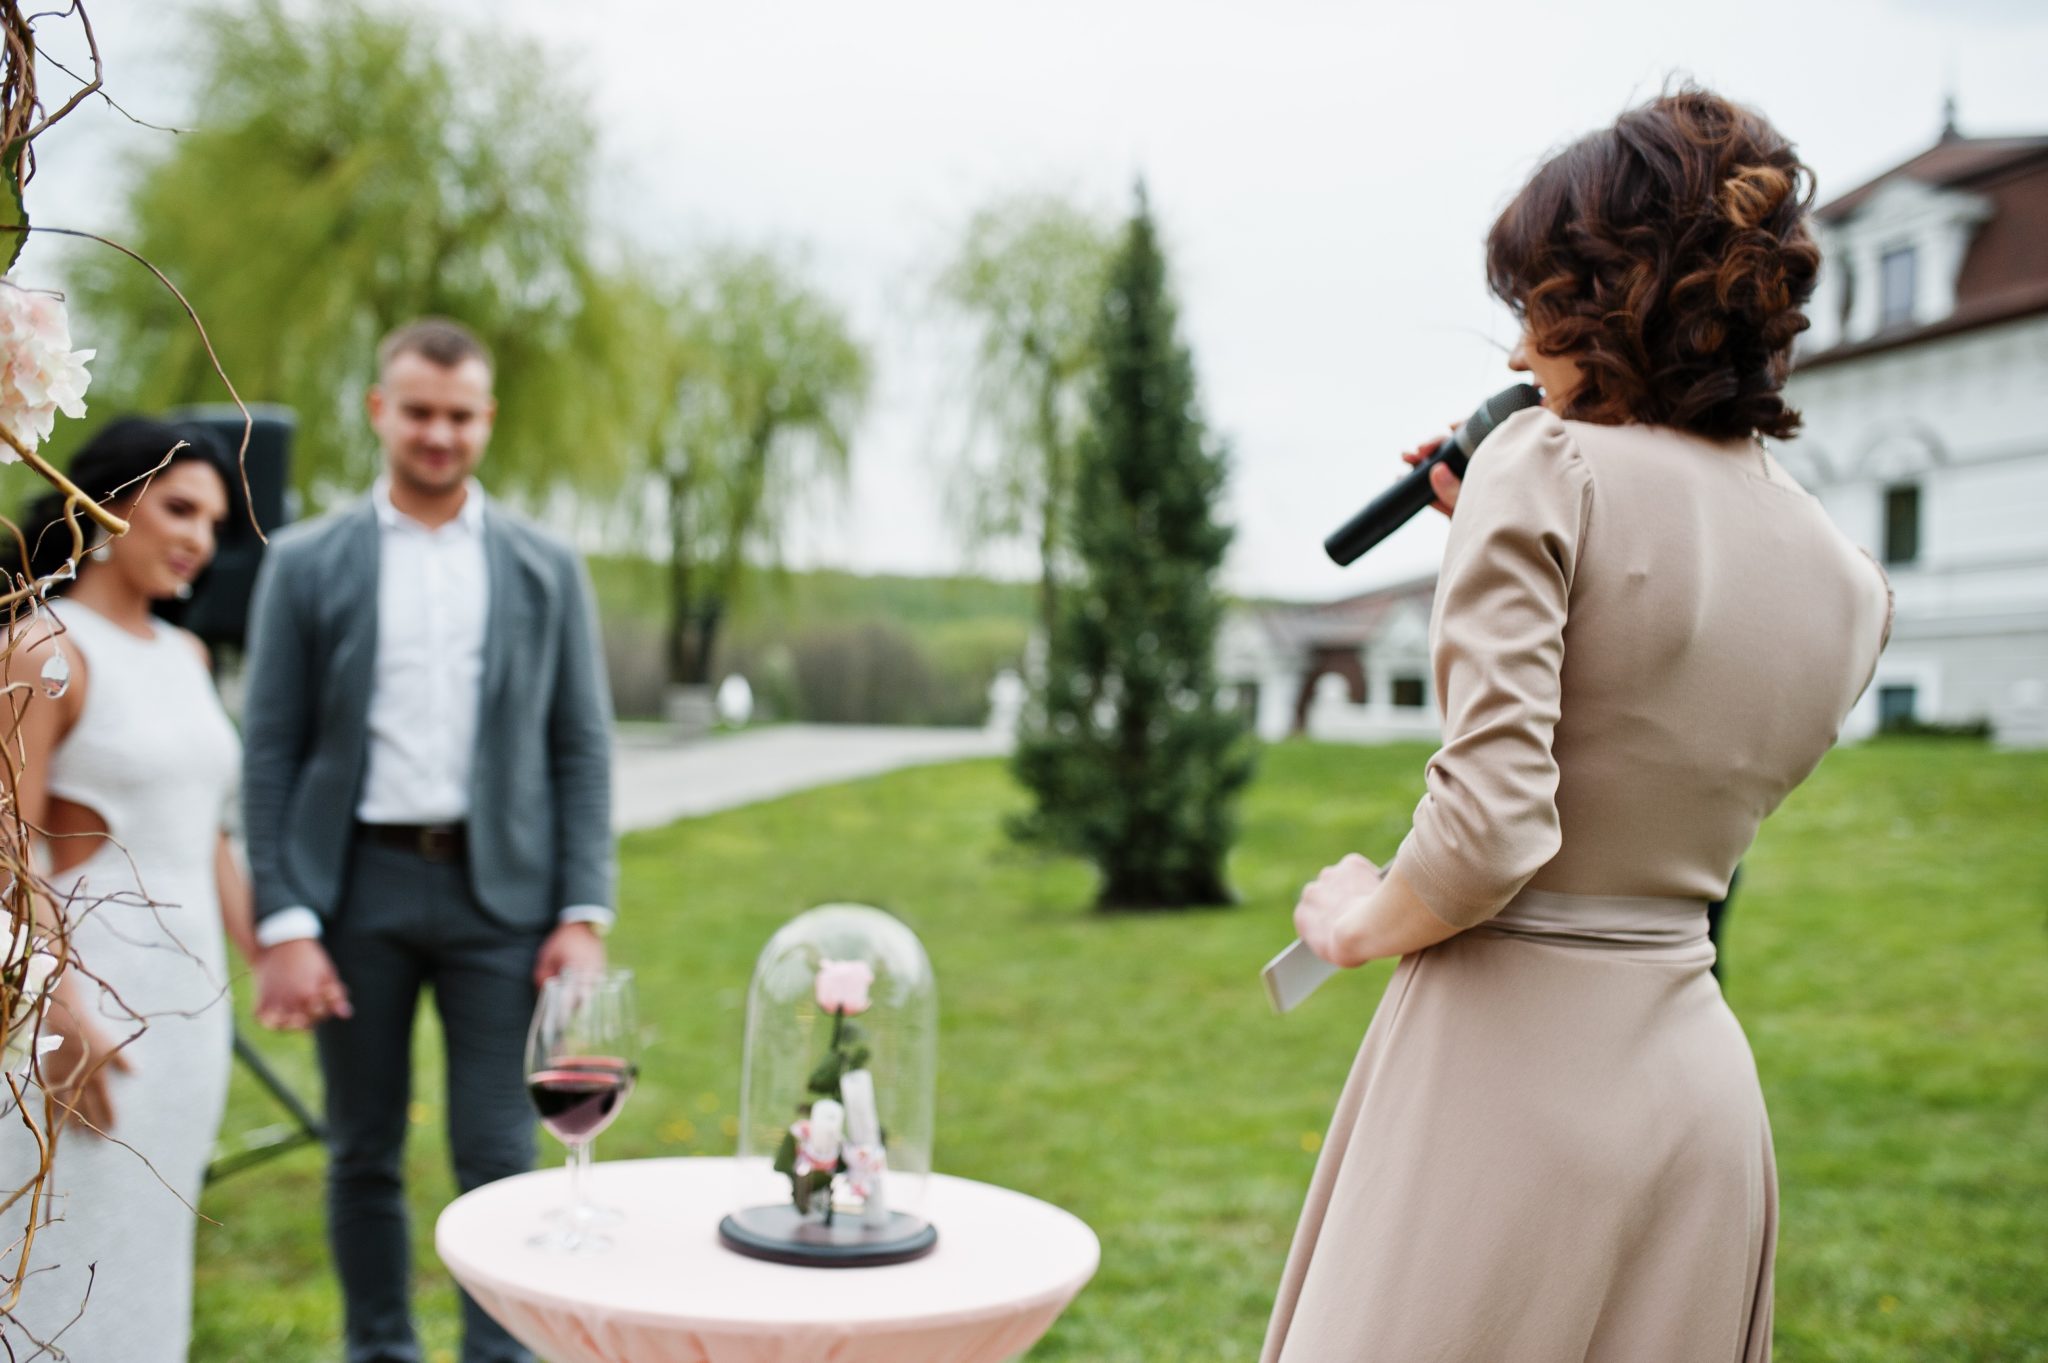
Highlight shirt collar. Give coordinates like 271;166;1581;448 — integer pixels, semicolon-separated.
372;476;486;535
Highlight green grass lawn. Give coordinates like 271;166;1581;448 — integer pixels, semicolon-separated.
192;738;2048;1361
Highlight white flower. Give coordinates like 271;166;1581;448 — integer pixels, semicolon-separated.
791;1098;846;1175
0;281;93;457
3;1029;60;1077
2;926;61;1076
842;1142;888;1199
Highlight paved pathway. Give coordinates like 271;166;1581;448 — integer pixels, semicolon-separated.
613;724;1013;833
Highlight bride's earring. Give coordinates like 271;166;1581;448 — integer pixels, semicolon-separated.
175;582;194;600
89;542;113;563
28;590;70;700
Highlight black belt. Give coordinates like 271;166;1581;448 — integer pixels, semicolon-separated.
358;821;467;861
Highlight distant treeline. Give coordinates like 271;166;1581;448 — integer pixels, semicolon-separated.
591;558;1035;725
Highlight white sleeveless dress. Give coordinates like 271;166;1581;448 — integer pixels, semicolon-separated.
1;602;240;1361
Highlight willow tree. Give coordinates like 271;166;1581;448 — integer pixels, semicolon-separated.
936;195;1115;643
68;0;639;504
630;250;871;689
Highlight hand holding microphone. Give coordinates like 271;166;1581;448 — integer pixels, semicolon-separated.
1323;383;1542;565
1400;433;1464;517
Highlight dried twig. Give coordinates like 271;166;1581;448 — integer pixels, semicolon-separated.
19;2;94;143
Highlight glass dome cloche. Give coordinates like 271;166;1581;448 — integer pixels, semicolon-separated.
721;903;939;1267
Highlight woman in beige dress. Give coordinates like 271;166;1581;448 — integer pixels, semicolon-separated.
1263;89;1891;1362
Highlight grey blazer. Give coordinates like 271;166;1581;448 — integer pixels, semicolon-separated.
240;496;615;934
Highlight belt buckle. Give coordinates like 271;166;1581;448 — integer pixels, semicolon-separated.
417;826;458;861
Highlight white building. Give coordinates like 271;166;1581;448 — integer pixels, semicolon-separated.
1782;118;2048;746
1217;577;1440;743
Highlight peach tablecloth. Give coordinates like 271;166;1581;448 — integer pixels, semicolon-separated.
435;1157;1100;1363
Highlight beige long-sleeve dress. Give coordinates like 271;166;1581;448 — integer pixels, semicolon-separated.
1262;409;1892;1363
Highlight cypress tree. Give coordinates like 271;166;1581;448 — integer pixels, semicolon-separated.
1009;186;1256;908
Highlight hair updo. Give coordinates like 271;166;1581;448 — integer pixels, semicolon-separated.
1485;85;1822;440
9;416;234;591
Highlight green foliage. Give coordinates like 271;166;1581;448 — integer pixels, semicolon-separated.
66;0;642;505
594;559;1040;629
785;620;936;724
936;194;1116;637
1;141;26;274
1010;188;1255;907
590;563;1034;724
194;741;2048;1360
613;249;872;687
804;1012;868;1100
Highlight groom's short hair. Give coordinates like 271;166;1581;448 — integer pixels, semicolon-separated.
377;317;494;377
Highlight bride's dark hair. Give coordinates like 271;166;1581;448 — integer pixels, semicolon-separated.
10;416;234;592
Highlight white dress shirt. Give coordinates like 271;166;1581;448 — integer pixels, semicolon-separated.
257;479;612;946
357;477;489;823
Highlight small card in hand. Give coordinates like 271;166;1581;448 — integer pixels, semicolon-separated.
1262;939;1339;1014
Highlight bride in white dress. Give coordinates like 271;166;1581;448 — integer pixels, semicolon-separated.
1;417;251;1361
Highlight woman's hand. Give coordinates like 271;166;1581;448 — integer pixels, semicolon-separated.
1294;853;1385;969
1401;429;1464;516
44;1008;131;1137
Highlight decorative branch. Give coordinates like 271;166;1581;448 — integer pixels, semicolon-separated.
20;1;94;143
0;3;250;1333
0;426;125;535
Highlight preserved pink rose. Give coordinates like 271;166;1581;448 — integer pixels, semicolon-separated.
813;958;874;1016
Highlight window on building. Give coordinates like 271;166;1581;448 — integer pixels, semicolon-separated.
1392;677;1426;708
1878;684;1919;732
1880;246;1917;329
1883;484;1921;566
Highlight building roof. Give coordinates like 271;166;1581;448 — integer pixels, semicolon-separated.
1815;132;2048;222
1800;128;2048;371
1246;574;1437;650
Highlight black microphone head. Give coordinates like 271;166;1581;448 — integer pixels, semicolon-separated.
1446;383;1543;467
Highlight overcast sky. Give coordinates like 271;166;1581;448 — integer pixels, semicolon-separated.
33;0;2048;600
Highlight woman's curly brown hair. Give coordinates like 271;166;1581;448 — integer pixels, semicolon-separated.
1486;86;1822;440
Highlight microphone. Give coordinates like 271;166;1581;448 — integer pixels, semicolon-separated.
1323;383;1543;566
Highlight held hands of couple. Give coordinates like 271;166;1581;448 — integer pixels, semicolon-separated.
255;939;353;1031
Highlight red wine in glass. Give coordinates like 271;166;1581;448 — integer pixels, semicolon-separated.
528;1065;628;1143
559;1053;639;1102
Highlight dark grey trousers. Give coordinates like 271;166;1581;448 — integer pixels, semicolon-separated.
315;837;544;1363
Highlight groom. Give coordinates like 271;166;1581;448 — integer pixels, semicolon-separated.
242;317;615;1363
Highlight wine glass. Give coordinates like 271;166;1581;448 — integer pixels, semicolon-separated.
525;968;637;1252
